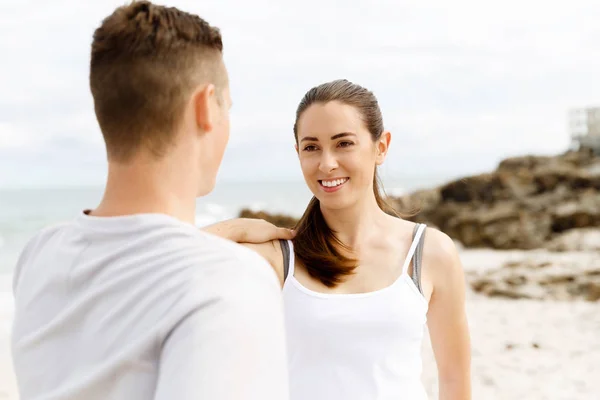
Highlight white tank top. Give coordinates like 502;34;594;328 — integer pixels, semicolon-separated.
282;224;429;400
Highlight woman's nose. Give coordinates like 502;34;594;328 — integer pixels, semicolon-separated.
318;151;338;173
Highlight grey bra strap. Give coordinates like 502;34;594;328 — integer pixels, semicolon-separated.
411;224;426;294
279;239;290;282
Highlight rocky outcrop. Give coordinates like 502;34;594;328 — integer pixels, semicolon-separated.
393;148;600;249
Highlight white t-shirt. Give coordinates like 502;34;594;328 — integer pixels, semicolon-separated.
11;212;289;400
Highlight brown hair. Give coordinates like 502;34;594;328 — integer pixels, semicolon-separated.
293;79;406;287
90;1;225;161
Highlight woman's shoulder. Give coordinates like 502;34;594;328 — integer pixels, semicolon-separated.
387;217;462;274
417;225;464;284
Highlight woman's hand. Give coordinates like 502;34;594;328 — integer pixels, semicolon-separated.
202;218;295;244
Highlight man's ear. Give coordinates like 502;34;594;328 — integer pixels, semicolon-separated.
194;83;216;134
375;131;391;165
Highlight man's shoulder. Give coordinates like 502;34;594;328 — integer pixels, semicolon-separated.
29;219;76;240
15;216;279;293
155;231;283;325
187;230;281;288
127;223;279;291
13;220;81;289
17;220;76;261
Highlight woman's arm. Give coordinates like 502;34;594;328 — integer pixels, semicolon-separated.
424;229;472;400
202;218;295;243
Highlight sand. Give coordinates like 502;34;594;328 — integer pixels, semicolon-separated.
1;249;599;399
0;276;16;400
421;291;600;399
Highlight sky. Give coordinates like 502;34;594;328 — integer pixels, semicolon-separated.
0;0;599;188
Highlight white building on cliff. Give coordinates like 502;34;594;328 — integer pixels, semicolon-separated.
569;107;600;154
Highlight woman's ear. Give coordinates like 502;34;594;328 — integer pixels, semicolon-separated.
375;131;391;165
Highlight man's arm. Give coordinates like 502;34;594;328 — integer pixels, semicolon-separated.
154;254;289;400
202;218;295;243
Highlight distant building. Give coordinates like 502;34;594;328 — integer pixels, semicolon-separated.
569;107;600;154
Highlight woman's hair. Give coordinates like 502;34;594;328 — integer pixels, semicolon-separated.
292;79;407;287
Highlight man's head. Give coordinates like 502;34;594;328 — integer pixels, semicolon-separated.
90;1;231;196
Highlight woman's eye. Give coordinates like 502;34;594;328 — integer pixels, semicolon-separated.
339;141;354;148
303;145;317;152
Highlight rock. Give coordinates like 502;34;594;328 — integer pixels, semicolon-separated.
505;275;527;286
505;261;523;268
497;154;553;171
576;282;600;302
471;278;494;293
439;174;506;203
238;209;298;228
588;284;600;301
550;191;600;232
538;274;577;285
545;228;600;251
470;258;600;301
485;287;535;300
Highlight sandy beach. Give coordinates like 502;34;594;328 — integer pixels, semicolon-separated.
0;274;15;400
1;248;599;400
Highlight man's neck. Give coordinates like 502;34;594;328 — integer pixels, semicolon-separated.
90;154;198;225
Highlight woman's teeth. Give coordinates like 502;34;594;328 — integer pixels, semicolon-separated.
320;178;349;187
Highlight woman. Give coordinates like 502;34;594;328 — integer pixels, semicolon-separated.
242;79;471;399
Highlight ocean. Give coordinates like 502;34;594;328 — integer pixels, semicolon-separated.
0;177;449;277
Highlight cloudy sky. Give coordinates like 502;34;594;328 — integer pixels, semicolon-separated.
1;0;599;188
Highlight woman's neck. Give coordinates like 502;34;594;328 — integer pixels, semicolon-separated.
320;194;388;249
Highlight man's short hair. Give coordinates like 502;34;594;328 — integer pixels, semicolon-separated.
90;1;226;161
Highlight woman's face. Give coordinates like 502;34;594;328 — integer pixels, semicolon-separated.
295;101;389;210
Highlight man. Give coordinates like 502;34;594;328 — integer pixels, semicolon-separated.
11;2;291;399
